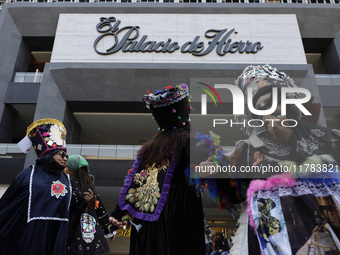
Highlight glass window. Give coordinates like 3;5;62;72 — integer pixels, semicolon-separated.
116;145;134;159
99;145;117;158
81;145;99;157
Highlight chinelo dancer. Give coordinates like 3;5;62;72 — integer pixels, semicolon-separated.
197;65;340;255
110;84;206;255
0;118;71;255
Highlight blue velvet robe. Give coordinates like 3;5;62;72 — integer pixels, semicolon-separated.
0;164;71;255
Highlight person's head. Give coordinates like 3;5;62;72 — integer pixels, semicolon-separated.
65;155;92;185
52;149;68;167
314;214;326;226
236;64;300;120
65;155;96;208
143;84;191;132
315;217;323;226
216;232;223;240
35;148;68;172
138;84;191;167
65;155;90;175
236;65;299;144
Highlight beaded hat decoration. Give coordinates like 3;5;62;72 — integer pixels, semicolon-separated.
235;64;300;119
17;118;67;158
232;65;301;136
143;84;191;132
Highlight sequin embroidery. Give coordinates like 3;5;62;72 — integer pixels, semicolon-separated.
126;162;169;213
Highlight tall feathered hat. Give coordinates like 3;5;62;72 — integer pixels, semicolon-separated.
17;118;67;158
143;84;191;132
233;64;301;136
236;64;301;120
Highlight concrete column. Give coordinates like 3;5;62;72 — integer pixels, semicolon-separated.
0;7;31;142
305;65;327;127
322;31;340;75
24;63;80;167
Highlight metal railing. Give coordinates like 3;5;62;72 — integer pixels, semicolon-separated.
13;72;43;83
315;74;340;86
0;144;142;159
2;0;339;3
0;143;235;159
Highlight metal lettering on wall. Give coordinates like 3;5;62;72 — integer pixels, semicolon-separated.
115;229;131;237
93;17;263;56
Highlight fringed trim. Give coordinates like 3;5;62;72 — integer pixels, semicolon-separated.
216;188;236;216
229;203;248;255
196;131;230;166
26;118;66;136
185;131;244;216
185;164;203;197
185;164;237;214
186;131;229;198
246;173;340;230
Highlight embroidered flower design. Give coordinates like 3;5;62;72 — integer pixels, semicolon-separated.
296;135;325;155
49;124;66;147
310;129;325;138
133;170;148;185
140;170;148;178
51;180;68;198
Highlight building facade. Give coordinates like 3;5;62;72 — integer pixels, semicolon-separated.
0;2;340;250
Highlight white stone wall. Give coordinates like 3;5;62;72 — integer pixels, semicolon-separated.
51;14;306;64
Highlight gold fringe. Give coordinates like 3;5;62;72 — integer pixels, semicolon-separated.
26;118;67;136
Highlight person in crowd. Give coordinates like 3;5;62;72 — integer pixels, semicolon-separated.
204;212;213;255
197;65;340;255
109;84;205;255
211;232;229;255
0;118;71;255
64;154;111;254
297;214;340;254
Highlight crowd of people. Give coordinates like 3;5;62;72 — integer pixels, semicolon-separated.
1;64;340;255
